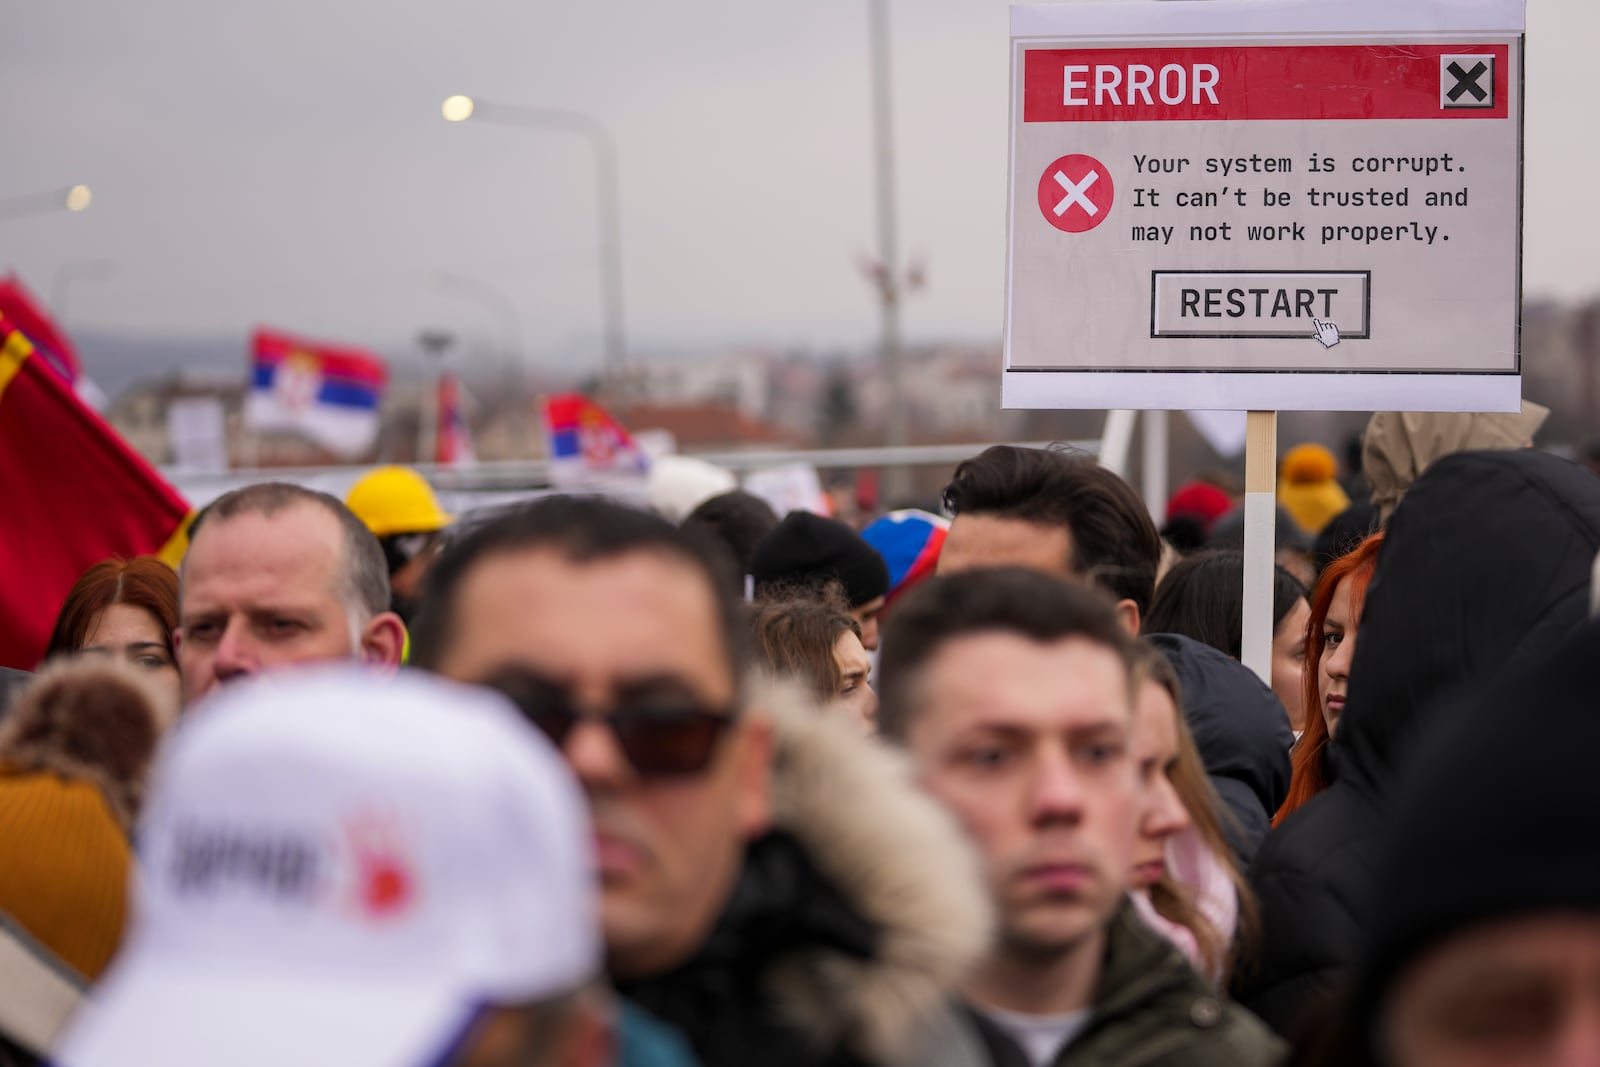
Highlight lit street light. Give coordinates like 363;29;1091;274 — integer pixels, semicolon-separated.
0;184;94;222
441;94;627;376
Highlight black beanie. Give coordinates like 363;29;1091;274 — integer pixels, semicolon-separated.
750;511;890;608
1347;617;1600;1062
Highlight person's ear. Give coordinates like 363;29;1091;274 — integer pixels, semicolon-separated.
1115;599;1141;637
731;713;775;840
360;612;407;670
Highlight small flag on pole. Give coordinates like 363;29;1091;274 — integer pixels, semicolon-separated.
245;328;387;458
540;394;649;489
436;372;476;468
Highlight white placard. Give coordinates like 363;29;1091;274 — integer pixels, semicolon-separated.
1004;0;1525;412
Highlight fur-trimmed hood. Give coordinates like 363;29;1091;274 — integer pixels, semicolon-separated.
762;683;993;1064
0;658;174;830
620;680;993;1067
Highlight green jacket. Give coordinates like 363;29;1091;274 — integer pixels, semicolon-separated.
967;901;1285;1067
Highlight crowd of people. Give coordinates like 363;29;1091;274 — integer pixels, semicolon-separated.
0;400;1595;1067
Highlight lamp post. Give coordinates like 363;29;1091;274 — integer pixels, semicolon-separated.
433;271;524;376
0;184;93;222
442;95;627;378
434;270;531;457
417;329;455;465
865;0;910;504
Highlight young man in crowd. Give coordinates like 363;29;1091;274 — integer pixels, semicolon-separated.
411;497;991;1067
877;568;1280;1067
175;483;405;705
937;447;1163;636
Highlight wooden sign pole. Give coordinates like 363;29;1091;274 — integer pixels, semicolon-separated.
1241;410;1278;685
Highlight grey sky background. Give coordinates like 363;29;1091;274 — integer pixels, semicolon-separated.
4;0;1593;372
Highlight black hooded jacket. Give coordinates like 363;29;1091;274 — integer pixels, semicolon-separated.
1234;450;1600;1035
1145;634;1294;868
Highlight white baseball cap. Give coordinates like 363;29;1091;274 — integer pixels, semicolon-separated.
54;666;599;1067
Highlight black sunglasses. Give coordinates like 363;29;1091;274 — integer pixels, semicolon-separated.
482;666;736;778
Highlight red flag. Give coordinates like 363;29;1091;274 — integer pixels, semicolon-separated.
436;373;476;467
0;274;81;384
0;316;190;669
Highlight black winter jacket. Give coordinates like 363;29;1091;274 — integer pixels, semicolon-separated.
1234;450;1600;1035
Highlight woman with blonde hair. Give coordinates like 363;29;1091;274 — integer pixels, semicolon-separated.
1126;640;1260;983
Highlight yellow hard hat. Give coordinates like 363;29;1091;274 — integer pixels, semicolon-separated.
345;466;453;538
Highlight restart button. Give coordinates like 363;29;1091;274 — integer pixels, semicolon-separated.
1151;271;1370;339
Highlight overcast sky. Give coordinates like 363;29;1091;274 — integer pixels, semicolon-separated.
5;0;1593;370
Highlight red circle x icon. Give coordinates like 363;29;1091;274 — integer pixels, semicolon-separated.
1038;154;1114;233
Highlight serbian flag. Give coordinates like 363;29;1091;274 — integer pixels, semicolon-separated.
436;373;476;468
540;393;649;489
0;275;81;385
0;317;190;669
861;509;950;609
245;328;387;458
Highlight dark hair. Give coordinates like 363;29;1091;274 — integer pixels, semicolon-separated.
410;496;749;683
942;446;1162;617
749;597;861;702
186;482;389;618
45;557;180;666
876;567;1135;739
1142;551;1308;661
681;491;779;590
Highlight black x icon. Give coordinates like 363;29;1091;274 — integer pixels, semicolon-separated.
1446;61;1489;103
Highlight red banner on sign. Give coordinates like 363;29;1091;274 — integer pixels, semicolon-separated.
1023;44;1510;123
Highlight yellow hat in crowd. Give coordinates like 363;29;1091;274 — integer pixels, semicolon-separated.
1278;443;1350;535
346;467;452;538
0;770;129;981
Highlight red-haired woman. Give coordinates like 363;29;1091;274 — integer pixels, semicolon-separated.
45;557;181;712
1273;531;1384;826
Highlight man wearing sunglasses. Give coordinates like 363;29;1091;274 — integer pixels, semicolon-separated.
411;497;992;1067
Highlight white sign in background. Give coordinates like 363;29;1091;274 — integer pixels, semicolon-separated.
1004;0;1525;412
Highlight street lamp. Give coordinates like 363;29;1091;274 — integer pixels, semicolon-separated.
417;329;455;465
865;0;910;504
433;271;523;375
440;94;627;376
0;184;94;221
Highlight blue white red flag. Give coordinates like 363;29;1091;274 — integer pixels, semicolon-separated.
540;393;649;488
245;328;387;458
861;509;950;606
